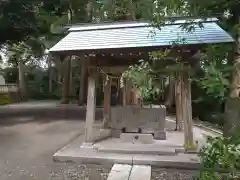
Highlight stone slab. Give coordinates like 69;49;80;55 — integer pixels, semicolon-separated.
120;133;154;144
129;165;151;180
154;131;167;140
111;129;121;138
132;154;200;169
98;144;177;156
107;164;132;180
54;151;133;165
54;149;200;170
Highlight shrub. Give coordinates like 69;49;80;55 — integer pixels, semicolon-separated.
0;93;12;105
198;135;240;179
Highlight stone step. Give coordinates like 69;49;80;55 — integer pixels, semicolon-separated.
98;144;177;156
54;148;200;169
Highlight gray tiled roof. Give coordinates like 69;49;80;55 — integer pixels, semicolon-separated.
49;19;234;53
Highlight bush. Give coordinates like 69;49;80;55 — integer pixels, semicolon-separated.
0;93;12;105
198;135;240;179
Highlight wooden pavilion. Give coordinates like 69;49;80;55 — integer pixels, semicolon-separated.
49;18;233;149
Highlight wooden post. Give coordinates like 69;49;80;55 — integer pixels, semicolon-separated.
122;78;127;106
102;75;112;128
125;79;132;105
79;58;87;105
84;68;97;143
175;73;183;131
181;72;194;150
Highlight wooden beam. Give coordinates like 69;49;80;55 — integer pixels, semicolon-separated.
99;66;129;74
50;44;202;57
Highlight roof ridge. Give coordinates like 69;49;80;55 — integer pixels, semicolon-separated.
67;18;218;32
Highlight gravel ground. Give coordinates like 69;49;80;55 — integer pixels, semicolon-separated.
0;116;112;180
0;101;196;180
152;168;198;180
0;115;196;180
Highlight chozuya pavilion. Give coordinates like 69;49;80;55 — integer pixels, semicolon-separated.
49;18;233;167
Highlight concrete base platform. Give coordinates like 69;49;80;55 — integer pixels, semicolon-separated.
53;131;200;169
98;144;177;155
54;147;200;169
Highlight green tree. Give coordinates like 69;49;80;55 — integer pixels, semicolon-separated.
6;42;41;100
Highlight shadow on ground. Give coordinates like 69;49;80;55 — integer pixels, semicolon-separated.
0;101;103;127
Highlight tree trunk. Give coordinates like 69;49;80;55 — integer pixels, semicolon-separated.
165;76;175;111
69;58;73;101
224;16;240;136
18;60;26;101
229;41;240;98
86;1;93;22
128;0;136;20
61;56;71;104
48;55;53;94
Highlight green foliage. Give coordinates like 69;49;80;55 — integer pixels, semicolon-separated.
198;135;240;179
199;63;229;99
190;44;232;126
0;93;12;105
0;0;55;45
123;60;164;101
197;45;232;99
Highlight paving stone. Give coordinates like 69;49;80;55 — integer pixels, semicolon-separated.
129;165;151;180
107;164;132;180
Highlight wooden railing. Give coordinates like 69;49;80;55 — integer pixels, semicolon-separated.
0;84;19;93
